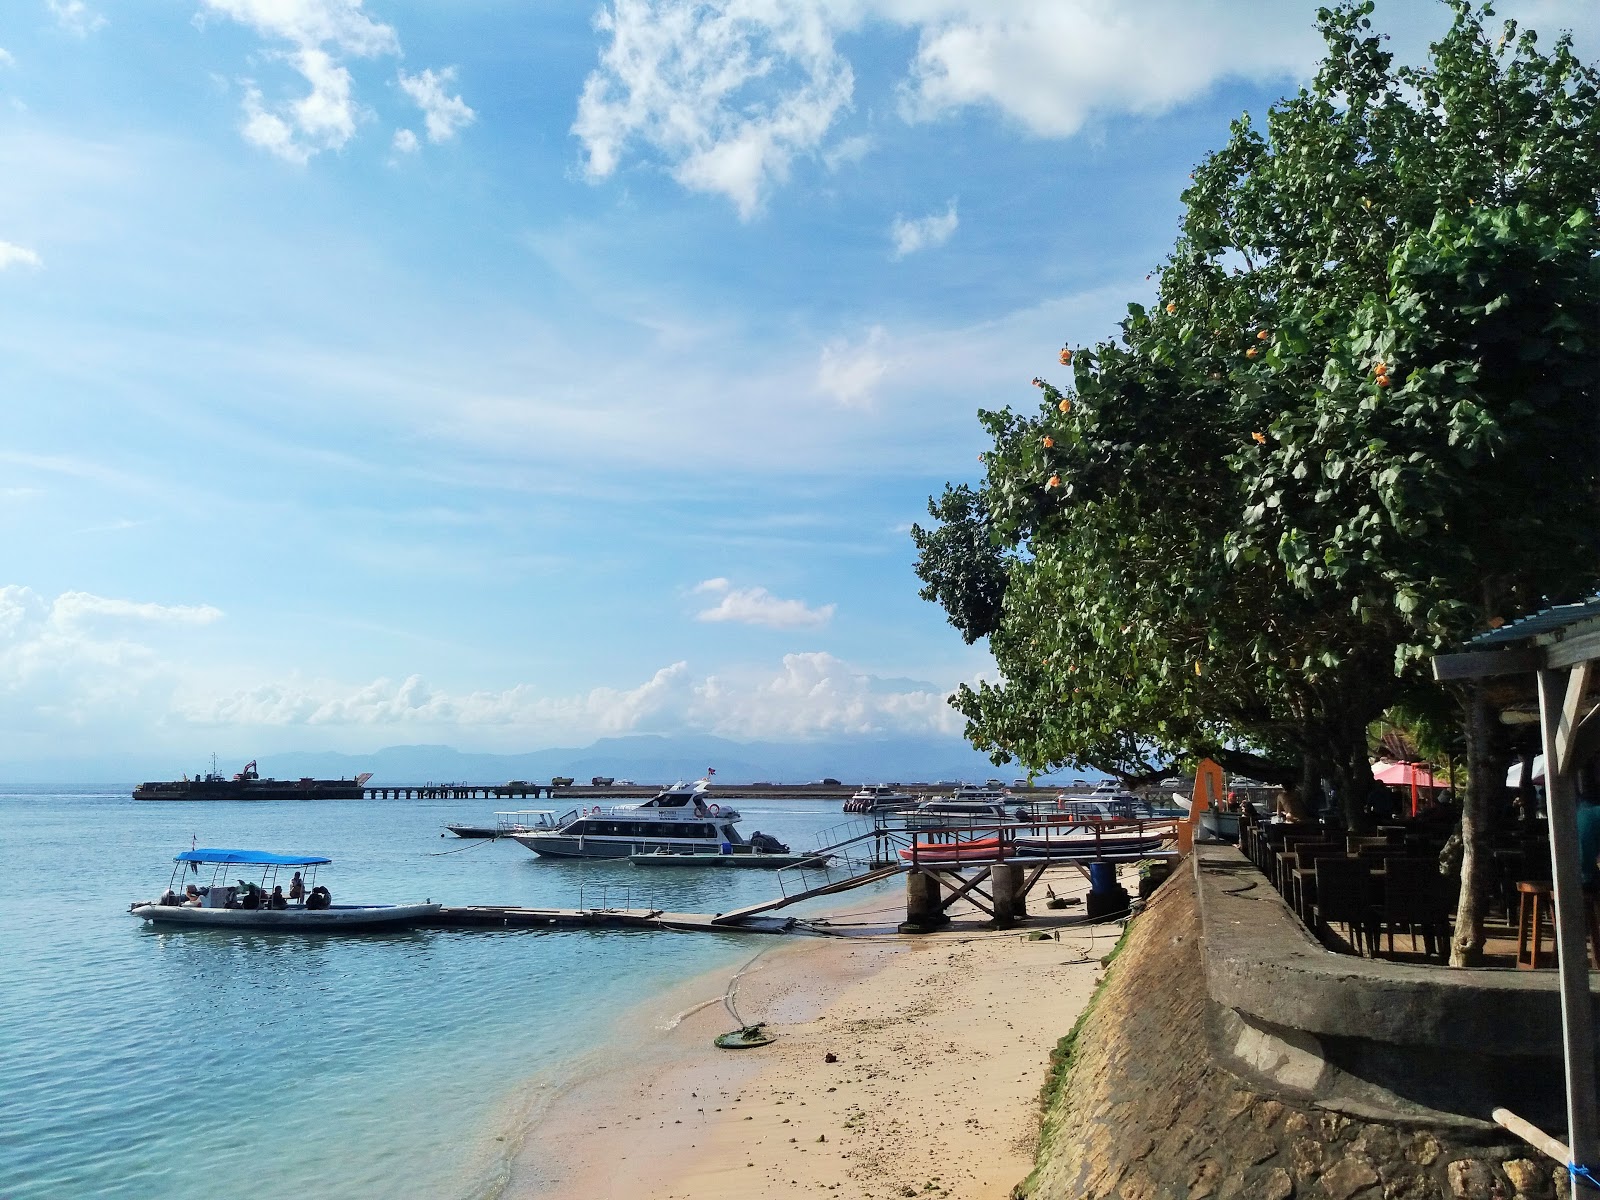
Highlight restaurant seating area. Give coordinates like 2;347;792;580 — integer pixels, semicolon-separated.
1236;806;1576;967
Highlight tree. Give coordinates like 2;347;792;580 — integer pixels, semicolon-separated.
914;1;1600;960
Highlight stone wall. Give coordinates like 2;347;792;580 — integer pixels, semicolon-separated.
1019;870;1567;1200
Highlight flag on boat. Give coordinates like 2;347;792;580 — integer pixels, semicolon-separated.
707;767;716;776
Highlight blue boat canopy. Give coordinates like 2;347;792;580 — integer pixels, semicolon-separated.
175;848;332;866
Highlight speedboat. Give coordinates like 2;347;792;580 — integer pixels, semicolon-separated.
844;784;917;814
510;778;750;860
129;848;440;930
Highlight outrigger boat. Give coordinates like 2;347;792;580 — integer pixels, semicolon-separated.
129;848;441;930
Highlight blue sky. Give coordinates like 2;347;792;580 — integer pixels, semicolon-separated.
2;0;1596;771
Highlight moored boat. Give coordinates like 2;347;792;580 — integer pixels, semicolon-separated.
510;778;751;860
129;848;440;930
844;784;917;814
133;759;371;802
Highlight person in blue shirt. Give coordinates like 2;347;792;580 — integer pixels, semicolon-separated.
1577;773;1600;890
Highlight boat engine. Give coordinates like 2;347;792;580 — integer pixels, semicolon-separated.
749;832;789;854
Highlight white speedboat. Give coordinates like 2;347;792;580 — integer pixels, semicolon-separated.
844;784;917;813
129;848;440;930
510;779;750;860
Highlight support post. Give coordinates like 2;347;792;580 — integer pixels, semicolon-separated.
1537;664;1599;1191
899;870;947;933
992;861;1024;929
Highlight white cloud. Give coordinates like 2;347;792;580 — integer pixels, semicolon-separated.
199;0;402;163
0;586;220;738
0;240;42;269
894;1;1324;136
889;200;957;258
572;0;856;219
693;577;835;629
817;324;888;407
177;654;963;740
50;592;223;627
0;47;15;67
48;0;105;37
391;127;418;154
397;66;475;144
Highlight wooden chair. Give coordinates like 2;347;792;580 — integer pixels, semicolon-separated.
1314;857;1378;956
1379;860;1454;959
1288;843;1348;922
1517;881;1556;969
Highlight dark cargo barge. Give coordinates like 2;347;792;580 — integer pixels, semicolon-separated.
133;760;372;801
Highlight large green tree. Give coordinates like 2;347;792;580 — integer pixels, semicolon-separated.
914;1;1600;960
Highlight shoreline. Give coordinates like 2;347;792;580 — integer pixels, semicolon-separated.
503;874;1117;1200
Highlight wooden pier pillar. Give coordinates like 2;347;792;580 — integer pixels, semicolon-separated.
898;870;949;934
992;862;1025;929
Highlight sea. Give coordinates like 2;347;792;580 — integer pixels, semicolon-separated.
0;786;886;1199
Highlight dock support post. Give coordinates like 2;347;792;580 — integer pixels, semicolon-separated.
992;862;1025;929
899;870;948;934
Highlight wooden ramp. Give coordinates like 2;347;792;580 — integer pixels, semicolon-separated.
712;862;905;925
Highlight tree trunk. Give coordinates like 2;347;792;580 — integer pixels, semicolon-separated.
1451;685;1495;967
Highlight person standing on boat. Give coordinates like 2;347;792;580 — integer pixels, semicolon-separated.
289;872;305;904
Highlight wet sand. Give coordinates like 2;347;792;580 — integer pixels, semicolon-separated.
508;872;1119;1200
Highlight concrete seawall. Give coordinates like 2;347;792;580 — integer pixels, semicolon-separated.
1021;847;1576;1199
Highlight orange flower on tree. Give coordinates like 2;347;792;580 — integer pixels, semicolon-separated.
1058;398;1071;413
1042;435;1055;448
1246;347;1259;359
1257;330;1271;341
1165;302;1177;315
1058;347;1073;365
1046;475;1061;490
1252;431;1267;444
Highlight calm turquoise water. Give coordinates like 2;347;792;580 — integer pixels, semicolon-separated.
0;789;871;1199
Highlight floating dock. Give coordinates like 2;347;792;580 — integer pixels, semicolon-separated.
425;905;798;934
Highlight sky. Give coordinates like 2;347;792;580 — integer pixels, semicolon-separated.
1;0;1596;773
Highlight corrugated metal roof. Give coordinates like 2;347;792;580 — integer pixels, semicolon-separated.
1468;594;1600;647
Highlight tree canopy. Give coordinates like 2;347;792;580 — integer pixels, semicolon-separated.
913;1;1600;809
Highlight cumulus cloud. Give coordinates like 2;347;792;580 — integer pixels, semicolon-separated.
391;127;419;154
178;654;962;740
0;240;42;269
817;325;888;407
693;578;835;629
889;200;958;258
572;0;855;219
0;47;15;67
199;0;475;164
397;66;475;143
0;586;220;736
48;0;106;37
894;1;1326;136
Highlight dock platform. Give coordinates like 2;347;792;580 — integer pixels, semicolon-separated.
425;905;797;934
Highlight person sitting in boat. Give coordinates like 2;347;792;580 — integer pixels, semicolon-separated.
693;796;709;817
305;885;331;911
236;881;262;910
268;885;289;910
288;871;306;904
183;884;203;907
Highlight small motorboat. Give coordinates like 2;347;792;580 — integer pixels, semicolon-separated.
129;848;440;930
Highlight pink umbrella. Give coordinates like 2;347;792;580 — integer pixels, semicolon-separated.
1371;761;1447;789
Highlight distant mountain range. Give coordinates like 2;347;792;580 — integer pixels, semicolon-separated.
4;734;1093;788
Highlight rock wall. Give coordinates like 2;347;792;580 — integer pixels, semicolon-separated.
1019;872;1566;1200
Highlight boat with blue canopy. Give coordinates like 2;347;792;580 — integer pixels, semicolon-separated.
129;848;440;930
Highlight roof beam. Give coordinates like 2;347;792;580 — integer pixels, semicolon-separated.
1432;646;1544;681
1546;628;1600;671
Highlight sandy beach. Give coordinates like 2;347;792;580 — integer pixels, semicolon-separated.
509;874;1120;1200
